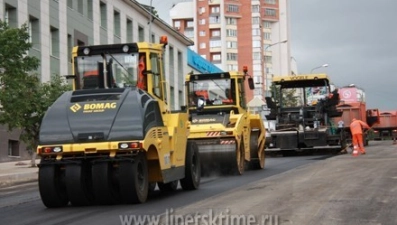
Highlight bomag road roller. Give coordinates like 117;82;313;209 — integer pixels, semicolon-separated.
37;36;200;208
185;67;266;175
264;73;346;156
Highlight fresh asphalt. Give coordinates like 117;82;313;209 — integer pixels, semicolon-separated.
0;153;331;225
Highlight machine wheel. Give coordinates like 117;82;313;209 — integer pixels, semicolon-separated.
92;162;120;205
230;139;245;175
248;131;265;170
158;180;178;192
119;153;149;204
38;164;69;208
180;141;201;190
65;163;94;206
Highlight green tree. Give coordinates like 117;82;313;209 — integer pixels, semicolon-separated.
0;21;71;166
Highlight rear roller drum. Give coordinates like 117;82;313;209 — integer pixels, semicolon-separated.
119;152;149;204
38;164;69;208
65;163;94;206
180;141;200;190
92;162;120;205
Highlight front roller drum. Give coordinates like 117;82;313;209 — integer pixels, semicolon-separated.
198;139;244;175
38;164;69;208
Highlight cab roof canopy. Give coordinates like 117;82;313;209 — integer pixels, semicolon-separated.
189;71;245;80
272;73;330;88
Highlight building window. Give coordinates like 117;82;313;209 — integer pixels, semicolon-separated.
5;5;18;27
265;0;276;4
211;30;220;37
252;17;260;25
227;5;239;12
212;54;221;61
8;140;19;157
211;6;220;13
67;0;73;9
210;40;221;48
87;0;93;20
114;10;121;37
264;56;272;63
174;20;181;29
177;51;183;77
78;0;84;14
265;8;276;16
252;28;260;36
264;32;271;40
179;90;183;107
252;5;260;13
29;17;40;49
253;40;261;48
199;43;206;49
50;27;59;57
127;18;133;42
226;41;237;49
199;30;206;36
199;19;206;25
199;7;206;14
227;53;237;61
138;26;144;41
186;20;194;28
169;46;175;76
100;1;107;29
253;52;261;60
263;21;271;28
170;86;175;109
253;64;261;71
227;64;238;71
226;17;237;25
226;29;237;37
184;30;194;38
209;16;220;24
67;34;72;65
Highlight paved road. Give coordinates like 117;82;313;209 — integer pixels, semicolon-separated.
0;154;331;225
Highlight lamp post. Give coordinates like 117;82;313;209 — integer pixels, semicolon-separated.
263;39;288;98
310;63;329;73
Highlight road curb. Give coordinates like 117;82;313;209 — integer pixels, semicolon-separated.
0;172;38;188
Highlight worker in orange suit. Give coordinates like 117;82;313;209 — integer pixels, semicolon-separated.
349;118;370;155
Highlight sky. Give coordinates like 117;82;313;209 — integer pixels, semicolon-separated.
138;0;397;110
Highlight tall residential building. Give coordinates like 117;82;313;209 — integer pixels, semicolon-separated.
170;0;291;102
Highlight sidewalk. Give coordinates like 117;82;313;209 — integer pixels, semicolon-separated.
0;159;39;188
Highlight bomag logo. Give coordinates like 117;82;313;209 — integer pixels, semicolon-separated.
82;102;117;113
70;103;82;112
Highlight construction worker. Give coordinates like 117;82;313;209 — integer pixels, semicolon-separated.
350;118;370;155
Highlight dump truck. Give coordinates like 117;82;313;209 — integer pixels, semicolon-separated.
332;85;380;146
185;68;266;175
265;74;346;155
372;110;397;140
37;36;200;208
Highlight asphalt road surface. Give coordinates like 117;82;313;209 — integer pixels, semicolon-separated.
0;153;333;225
